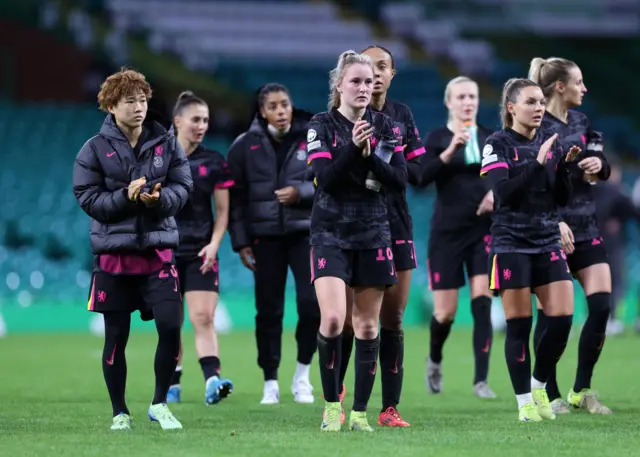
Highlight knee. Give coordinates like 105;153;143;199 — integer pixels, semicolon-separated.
320;312;344;336
155;309;182;336
380;311;403;332
189;307;214;330
587;292;611;322
434;308;456;323
471;296;492;321
352;317;378;340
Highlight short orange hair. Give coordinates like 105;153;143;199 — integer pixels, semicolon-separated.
97;67;153;112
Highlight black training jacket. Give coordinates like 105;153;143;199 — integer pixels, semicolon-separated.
227;110;314;251
73;114;193;254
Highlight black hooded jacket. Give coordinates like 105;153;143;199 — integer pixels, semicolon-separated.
227;108;315;251
72;113;193;254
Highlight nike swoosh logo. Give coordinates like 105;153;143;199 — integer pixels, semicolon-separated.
107;152;116;157
516;344;526;362
482;338;491;353
369;362;377;375
106;344;116;365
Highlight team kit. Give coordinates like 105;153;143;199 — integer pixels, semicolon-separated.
75;49;612;431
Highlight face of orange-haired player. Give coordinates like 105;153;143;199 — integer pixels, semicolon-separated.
109;90;148;130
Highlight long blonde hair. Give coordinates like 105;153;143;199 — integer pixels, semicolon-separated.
528;57;577;99
328;50;373;110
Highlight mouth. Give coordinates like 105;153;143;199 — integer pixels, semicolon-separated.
532;115;542;122
133;115;143;121
194;132;204;140
275;119;288;128
356;96;368;102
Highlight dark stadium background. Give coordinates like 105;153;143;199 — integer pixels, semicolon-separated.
1;0;639;337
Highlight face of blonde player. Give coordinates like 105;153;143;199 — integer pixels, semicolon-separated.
174;103;209;146
260;90;293;133
339;63;374;110
557;66;587;109
109;90;148;130
362;47;395;96
446;81;479;124
509;85;546;131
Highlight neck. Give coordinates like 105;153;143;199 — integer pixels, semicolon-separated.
178;136;198;156
116;119;142;146
547;98;568;123
338;105;366;123
447;118;475;132
370;92;386;111
511;123;536;140
267;123;290;141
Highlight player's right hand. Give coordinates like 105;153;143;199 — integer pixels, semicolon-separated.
127;177;147;201
559;221;575;254
440;130;469;163
536;133;558;166
239;246;256;272
352;119;373;149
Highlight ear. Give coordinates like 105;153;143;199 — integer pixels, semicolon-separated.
108;106;116;115
391;68;397;80
507;101;515;116
173;116;181;128
555;80;565;94
259;107;266;119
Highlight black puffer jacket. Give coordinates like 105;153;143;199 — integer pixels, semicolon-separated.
227;110;314;251
73;114;193;254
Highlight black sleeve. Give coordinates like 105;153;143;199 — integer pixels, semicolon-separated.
366;118;407;190
554;159;573;207
307;118;362;192
585;130;611;181
148;138;193;218
418;131;446;187
72;139;137;223
480;138;544;206
227;135;251;252
402;109;426;186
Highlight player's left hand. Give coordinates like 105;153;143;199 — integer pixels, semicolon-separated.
198;243;218;274
578;156;602;174
140;183;161;206
476;190;494;215
275;186;299;205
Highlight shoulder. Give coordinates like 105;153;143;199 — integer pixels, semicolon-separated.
309;112;332;125
484;131;510;153
568;109;590;129
424;126;450;144
77;134;103;159
228;131;252;151
197;146;227;164
389;100;415;120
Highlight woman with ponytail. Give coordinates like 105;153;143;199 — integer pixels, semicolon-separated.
481;78;579;422
528;57;612;415
168;91;234;406
307;50;407;432
419;76;496;399
227;83;320;406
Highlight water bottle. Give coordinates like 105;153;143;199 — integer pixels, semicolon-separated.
365;137;398;192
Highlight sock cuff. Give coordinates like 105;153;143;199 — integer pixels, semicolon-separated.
380;327;403;340
506;316;533;324
318;332;342;344
431;315;454;327
471;295;492;307
355;335;380;347
545;314;573;327
586;292;611;311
